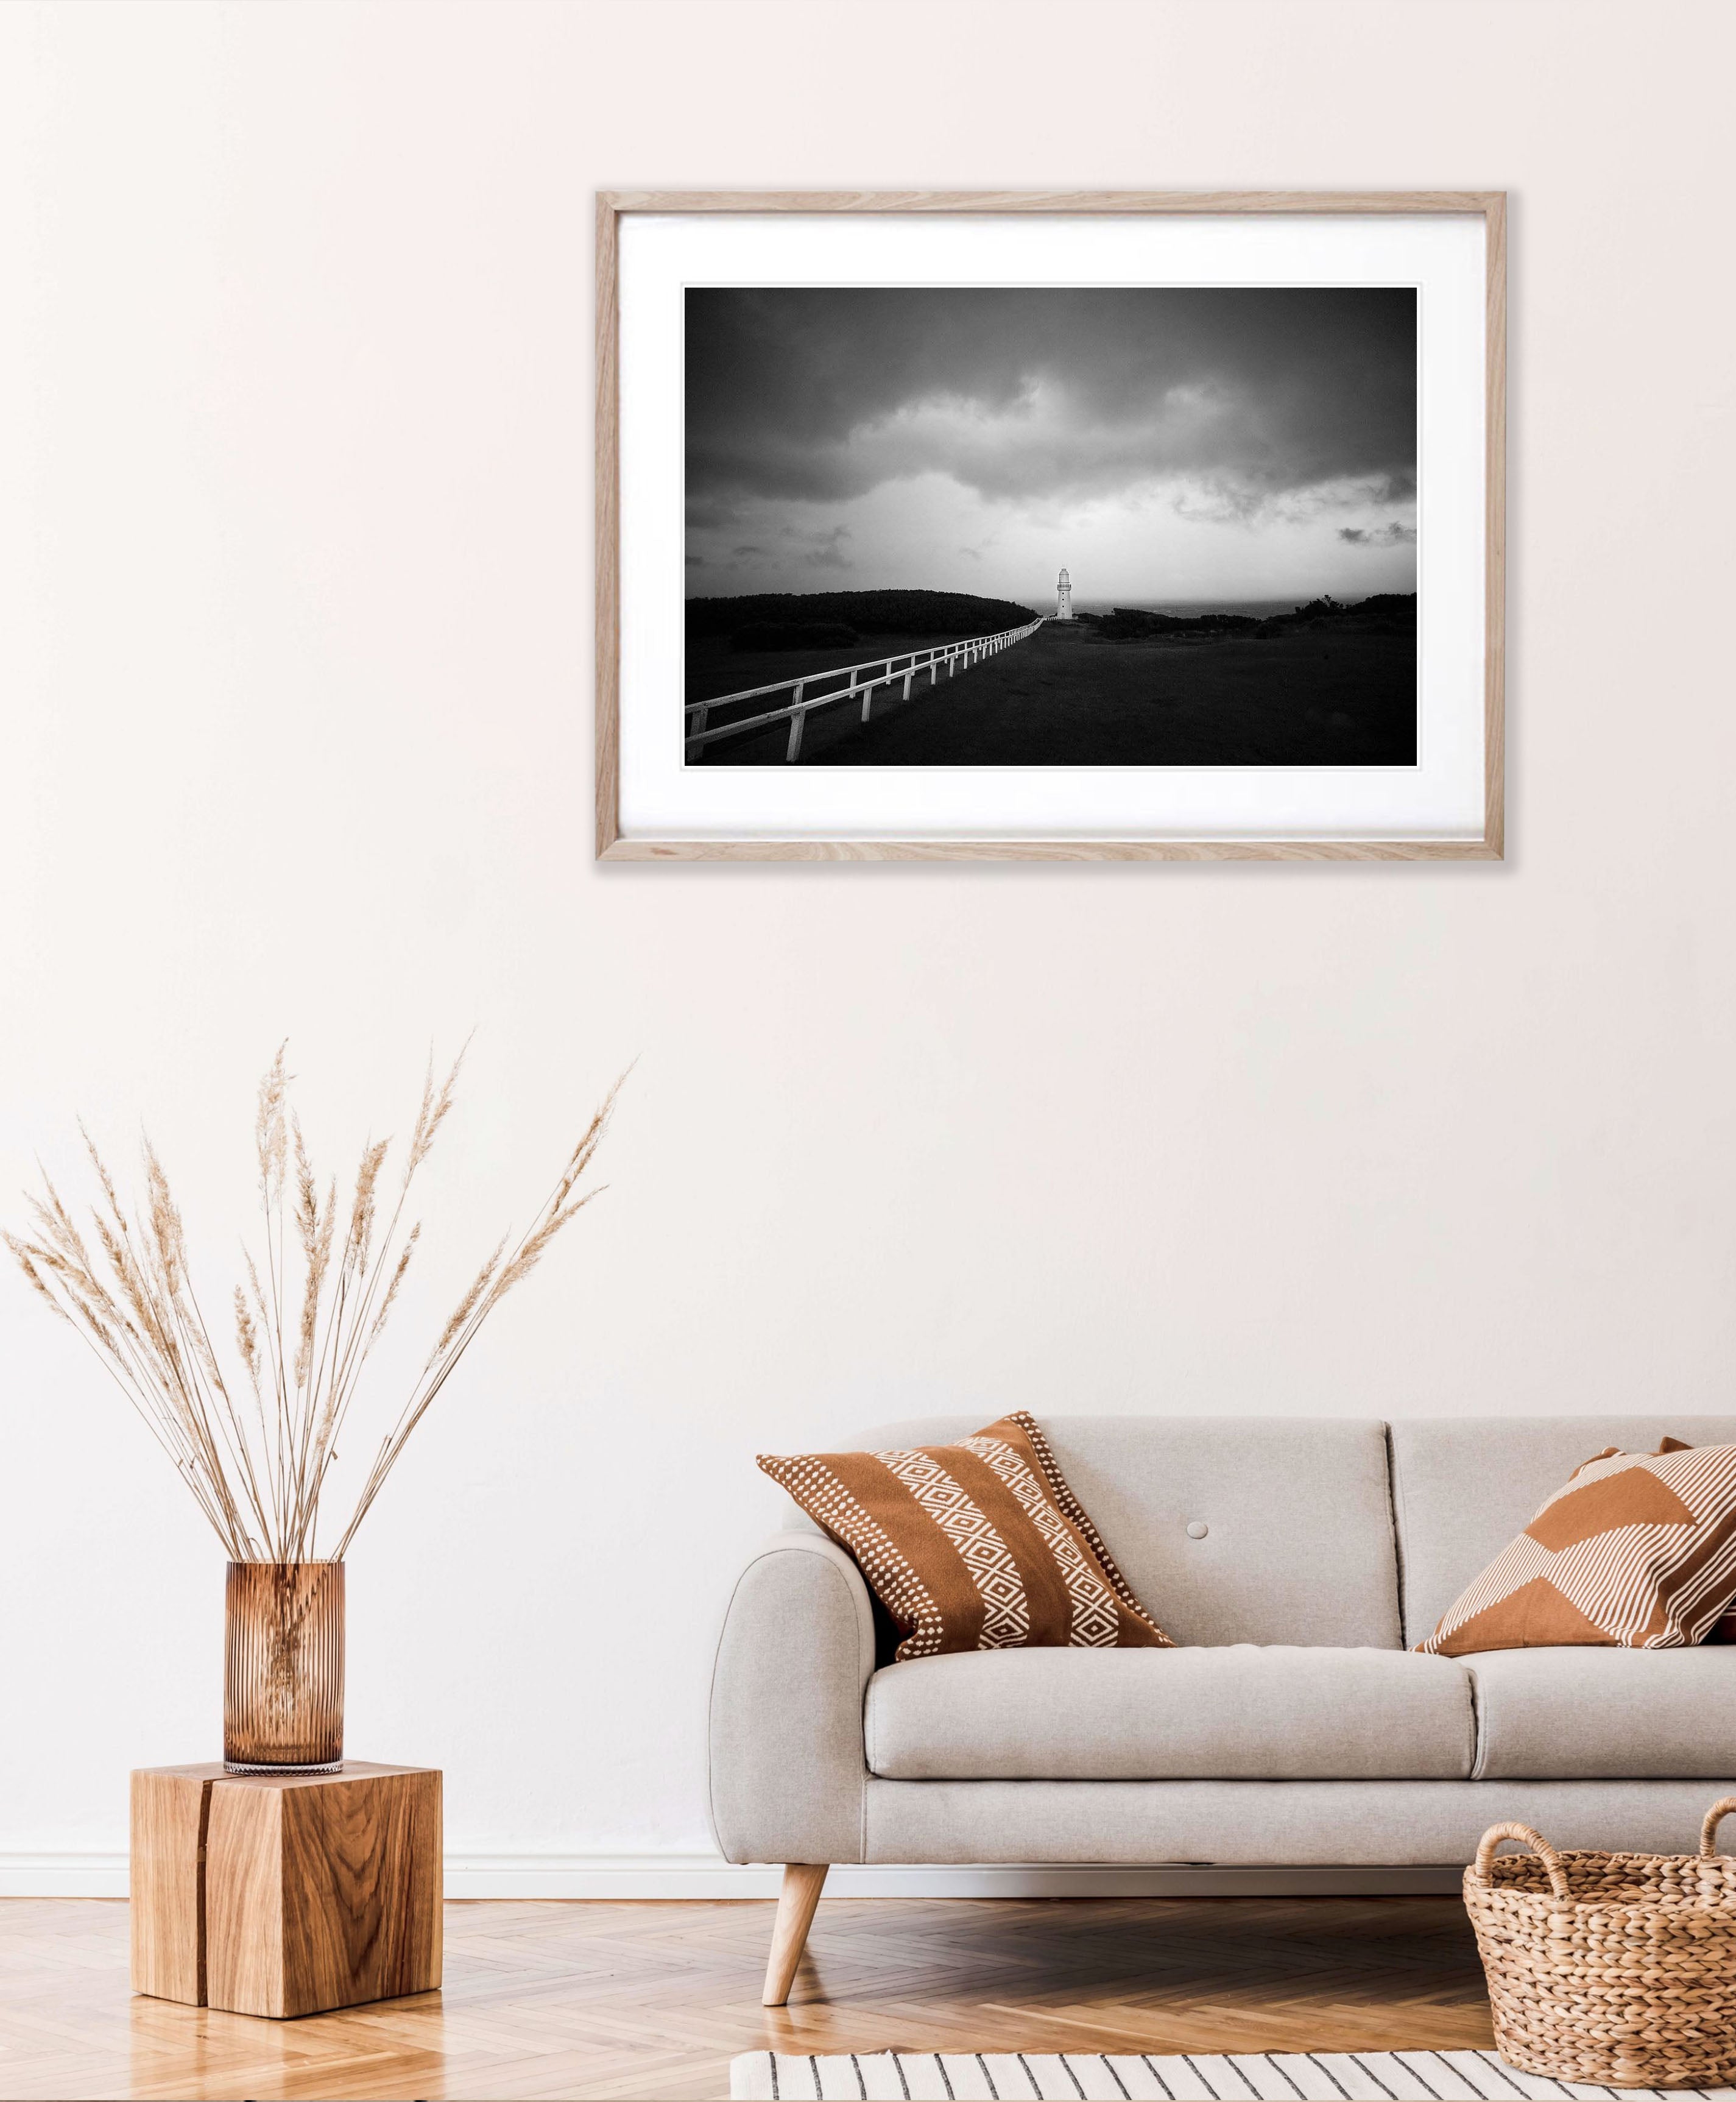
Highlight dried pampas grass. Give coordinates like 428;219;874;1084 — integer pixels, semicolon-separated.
6;1046;619;1561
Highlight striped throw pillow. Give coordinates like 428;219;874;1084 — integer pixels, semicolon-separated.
758;1410;1173;1660
1417;1437;1736;1655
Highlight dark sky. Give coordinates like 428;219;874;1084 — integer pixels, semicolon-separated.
686;287;1417;604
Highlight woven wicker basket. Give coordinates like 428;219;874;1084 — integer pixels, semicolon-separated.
1466;1797;1736;2090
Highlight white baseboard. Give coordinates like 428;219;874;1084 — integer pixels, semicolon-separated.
0;1852;1463;1900
0;1854;133;1898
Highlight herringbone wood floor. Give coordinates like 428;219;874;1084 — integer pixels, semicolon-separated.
0;1895;1494;2101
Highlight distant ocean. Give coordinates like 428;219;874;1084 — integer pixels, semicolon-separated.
1073;600;1318;620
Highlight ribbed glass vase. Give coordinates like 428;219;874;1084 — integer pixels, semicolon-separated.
224;1561;345;1773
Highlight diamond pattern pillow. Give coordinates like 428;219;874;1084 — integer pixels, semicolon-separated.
758;1410;1173;1661
1416;1437;1736;1655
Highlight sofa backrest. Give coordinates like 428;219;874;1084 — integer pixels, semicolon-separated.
855;1414;1402;1647
1390;1415;1736;1647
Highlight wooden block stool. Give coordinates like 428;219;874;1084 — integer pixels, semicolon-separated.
131;1761;442;2019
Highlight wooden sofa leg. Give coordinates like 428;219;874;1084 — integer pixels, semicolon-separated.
762;1863;829;2006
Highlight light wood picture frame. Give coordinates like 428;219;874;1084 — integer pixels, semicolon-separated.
596;191;1505;863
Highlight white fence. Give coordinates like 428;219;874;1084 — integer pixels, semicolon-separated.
685;616;1046;763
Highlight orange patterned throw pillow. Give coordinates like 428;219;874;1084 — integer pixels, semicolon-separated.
1417;1437;1736;1655
758;1410;1173;1660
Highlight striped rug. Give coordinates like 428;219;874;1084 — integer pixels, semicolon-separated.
729;2049;1736;2100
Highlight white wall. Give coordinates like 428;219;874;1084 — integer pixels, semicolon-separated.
3;0;1734;1894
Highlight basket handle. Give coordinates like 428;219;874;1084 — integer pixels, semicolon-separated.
1699;1797;1736;1858
1473;1822;1572;1903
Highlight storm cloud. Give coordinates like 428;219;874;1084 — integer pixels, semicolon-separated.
689;288;1414;511
1339;522;1418;547
685;286;1418;604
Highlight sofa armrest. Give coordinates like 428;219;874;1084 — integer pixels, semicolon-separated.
708;1532;874;1865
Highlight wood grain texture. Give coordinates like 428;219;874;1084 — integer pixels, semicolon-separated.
203;1771;286;2015
203;1763;441;2019
598;189;1506;215
1484;192;1508;860
762;1864;828;2006
595;189;621;858
1;1892;1497;2100
128;1769;213;2007
599;839;1505;863
593;190;1508;864
130;1762;442;2021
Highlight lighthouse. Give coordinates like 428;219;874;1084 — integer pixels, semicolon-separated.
1056;567;1074;621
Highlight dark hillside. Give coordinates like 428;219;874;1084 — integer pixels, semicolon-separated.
686;589;1035;643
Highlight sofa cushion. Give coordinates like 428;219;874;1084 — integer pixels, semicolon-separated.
1389;1416;1736;1647
1469;1645;1736;1778
863;1646;1475;1780
854;1416;1402;1647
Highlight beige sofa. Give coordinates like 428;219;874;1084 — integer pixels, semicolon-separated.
709;1414;1736;2002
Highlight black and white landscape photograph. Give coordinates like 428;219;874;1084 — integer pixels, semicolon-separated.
684;286;1418;767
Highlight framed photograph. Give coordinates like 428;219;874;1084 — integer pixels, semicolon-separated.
596;191;1504;862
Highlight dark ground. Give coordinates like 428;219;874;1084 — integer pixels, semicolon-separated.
692;618;1417;766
